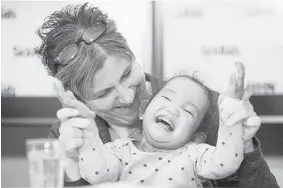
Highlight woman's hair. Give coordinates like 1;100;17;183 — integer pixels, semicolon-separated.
37;3;135;101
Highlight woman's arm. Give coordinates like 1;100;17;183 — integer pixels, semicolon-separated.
237;137;280;188
235;100;279;188
214;137;280;188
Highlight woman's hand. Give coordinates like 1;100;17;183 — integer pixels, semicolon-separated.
242;86;261;152
54;79;97;180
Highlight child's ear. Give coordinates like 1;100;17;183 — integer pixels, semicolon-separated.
139;100;149;120
192;132;207;143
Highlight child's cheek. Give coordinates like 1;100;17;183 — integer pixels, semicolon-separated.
180;114;196;132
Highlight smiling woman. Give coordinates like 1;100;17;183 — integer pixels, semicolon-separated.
37;3;150;128
86;57;146;126
36;2;153;183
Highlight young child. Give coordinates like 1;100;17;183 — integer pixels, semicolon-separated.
77;68;257;188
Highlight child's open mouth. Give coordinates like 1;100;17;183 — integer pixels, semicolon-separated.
155;116;175;131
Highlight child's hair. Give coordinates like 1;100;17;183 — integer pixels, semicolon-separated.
144;73;213;140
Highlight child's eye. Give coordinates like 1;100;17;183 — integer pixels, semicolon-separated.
161;96;171;101
184;109;194;118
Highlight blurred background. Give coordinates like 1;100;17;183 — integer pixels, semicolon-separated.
1;0;283;187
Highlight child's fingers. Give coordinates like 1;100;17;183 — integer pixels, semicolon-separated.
229;72;237;87
66;92;95;118
235;62;245;82
53;79;75;109
235;62;245;97
65;98;96;119
53;80;95;119
53;79;67;103
225;72;237;97
66;90;76;100
225;62;246;99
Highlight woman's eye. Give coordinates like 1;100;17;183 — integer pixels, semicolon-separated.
162;96;171;101
121;68;132;80
97;93;106;99
184;109;194;117
96;89;112;99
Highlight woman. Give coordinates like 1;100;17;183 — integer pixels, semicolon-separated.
37;3;279;187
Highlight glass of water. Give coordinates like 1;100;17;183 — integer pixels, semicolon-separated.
26;139;65;188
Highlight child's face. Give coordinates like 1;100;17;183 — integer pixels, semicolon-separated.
142;77;209;149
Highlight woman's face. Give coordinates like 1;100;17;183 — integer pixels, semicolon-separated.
86;55;148;126
142;77;209;149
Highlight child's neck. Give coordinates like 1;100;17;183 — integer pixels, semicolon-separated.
137;134;174;153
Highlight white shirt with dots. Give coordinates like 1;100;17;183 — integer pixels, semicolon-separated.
78;96;246;188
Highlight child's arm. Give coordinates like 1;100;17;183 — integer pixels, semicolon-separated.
190;62;254;179
78;136;125;184
190;96;253;180
76;111;124;184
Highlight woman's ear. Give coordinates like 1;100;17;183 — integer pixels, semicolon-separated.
139;100;149;120
192;132;207;143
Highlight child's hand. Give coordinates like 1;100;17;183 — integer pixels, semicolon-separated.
225;62;245;100
219;62;254;126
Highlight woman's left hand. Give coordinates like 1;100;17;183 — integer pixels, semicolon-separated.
226;62;262;151
241;86;261;151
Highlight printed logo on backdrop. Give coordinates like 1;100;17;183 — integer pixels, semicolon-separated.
162;1;283;95
13;47;38;57
1;7;16;19
201;45;240;56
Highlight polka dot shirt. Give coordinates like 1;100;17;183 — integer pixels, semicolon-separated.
78;96;246;188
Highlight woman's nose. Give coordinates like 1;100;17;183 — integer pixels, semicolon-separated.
116;85;135;105
165;107;180;117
